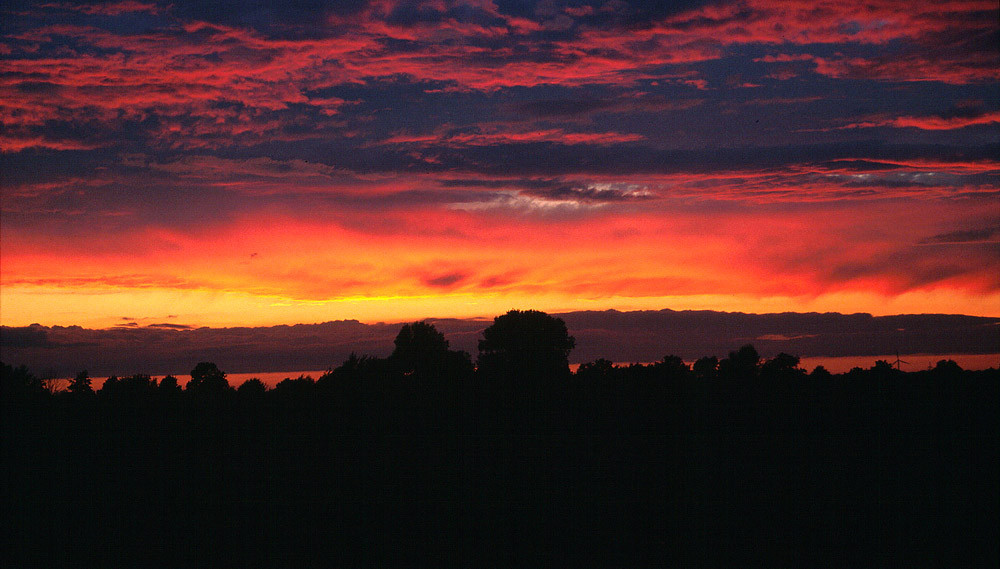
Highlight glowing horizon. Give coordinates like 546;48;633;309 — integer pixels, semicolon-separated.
5;285;999;329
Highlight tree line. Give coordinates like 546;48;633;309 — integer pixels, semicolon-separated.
3;309;989;405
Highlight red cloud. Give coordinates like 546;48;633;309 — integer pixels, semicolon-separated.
844;111;1000;130
381;128;644;147
811;53;1000;85
666;0;995;46
39;2;161;16
4;0;995;151
0;135;103;152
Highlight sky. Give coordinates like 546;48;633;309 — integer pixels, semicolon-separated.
2;0;999;329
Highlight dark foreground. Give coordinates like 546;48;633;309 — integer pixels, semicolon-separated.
4;361;998;567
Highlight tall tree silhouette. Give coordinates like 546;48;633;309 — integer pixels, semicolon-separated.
718;344;760;380
477;310;575;382
67;369;93;395
390;321;450;376
187;362;229;396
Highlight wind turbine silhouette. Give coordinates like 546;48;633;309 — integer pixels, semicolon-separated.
892;351;909;371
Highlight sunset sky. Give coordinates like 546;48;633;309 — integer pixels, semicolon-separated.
2;0;998;329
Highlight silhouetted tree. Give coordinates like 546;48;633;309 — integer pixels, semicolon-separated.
318;353;365;393
477;309;575;382
390;321;450;376
40;376;63;395
187;362;229;396
159;374;182;395
67;369;93;395
576;358;617;380
99;375;119;394
692;356;718;381
871;360;895;376
237;378;267;396
932;359;963;376
760;353;805;380
656;355;690;380
0;362;45;400
718;344;760;380
809;365;832;380
273;375;316;397
99;374;157;400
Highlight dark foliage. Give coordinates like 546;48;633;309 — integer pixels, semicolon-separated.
390;320;451;375
478;309;575;378
187;361;230;396
159;374;182;396
2;315;997;567
66;369;92;395
477;310;575;407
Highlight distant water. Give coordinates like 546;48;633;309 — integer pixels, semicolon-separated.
570;353;999;374
48;355;999;391
796;353;1000;374
58;370;331;391
226;370;329;388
